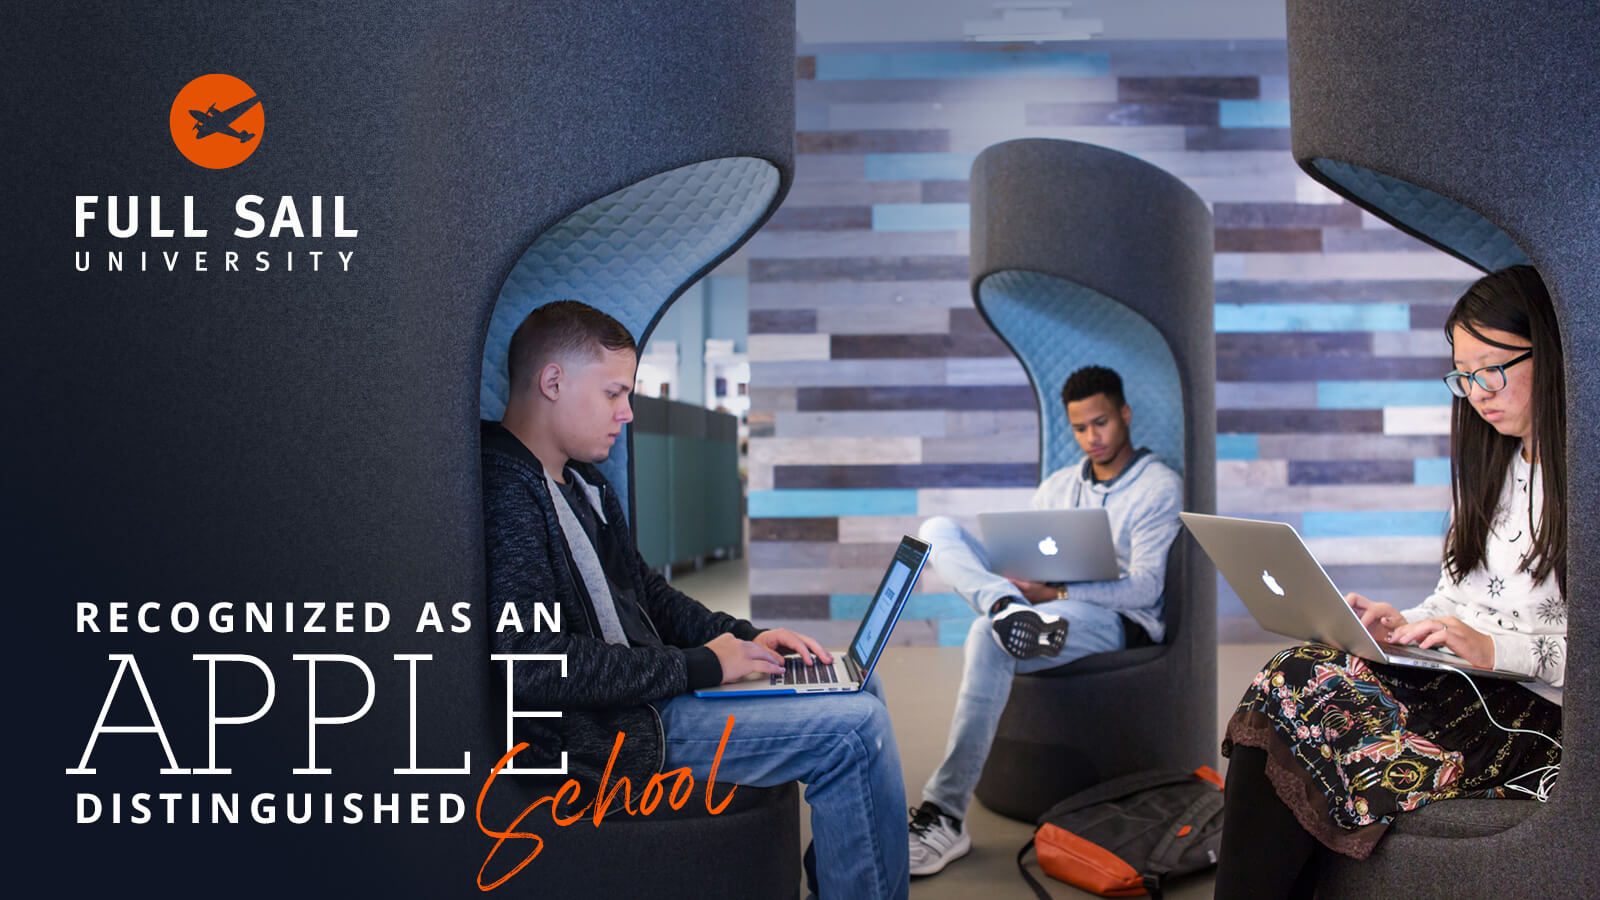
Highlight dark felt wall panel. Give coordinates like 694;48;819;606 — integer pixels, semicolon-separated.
7;1;797;895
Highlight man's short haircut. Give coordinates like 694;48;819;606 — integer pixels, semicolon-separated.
1061;365;1126;410
506;300;638;391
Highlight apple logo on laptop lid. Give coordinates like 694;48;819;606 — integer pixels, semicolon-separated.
1261;570;1285;596
1038;536;1059;556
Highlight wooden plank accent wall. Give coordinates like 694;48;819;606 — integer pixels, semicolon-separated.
740;41;1479;645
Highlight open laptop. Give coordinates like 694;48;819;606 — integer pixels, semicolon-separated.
978;509;1120;583
1180;512;1530;681
694;535;931;697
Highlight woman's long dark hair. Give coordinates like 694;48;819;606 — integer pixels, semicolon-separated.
1443;265;1566;595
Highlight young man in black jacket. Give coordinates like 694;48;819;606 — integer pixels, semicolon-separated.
482;301;908;899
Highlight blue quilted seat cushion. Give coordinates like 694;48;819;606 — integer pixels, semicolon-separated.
1311;158;1528;272
479;156;779;507
978;270;1185;479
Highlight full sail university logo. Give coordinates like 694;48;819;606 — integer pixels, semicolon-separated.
169;74;264;169
73;73;358;275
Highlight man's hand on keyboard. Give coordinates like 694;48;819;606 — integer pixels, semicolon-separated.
754;627;834;666
707;633;785;683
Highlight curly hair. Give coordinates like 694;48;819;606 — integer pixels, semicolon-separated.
1060;365;1126;411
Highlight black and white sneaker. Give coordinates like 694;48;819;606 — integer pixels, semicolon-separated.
908;801;970;876
991;602;1069;658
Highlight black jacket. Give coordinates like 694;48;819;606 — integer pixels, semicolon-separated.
480;420;762;784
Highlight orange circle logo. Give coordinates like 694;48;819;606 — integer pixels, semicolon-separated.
169;74;264;169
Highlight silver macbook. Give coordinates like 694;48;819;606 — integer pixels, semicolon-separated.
694;535;930;697
978;509;1120;583
1181;512;1529;681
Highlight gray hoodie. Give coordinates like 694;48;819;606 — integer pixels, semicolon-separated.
1029;448;1183;643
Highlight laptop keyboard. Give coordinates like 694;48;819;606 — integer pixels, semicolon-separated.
772;655;842;686
1382;643;1466;665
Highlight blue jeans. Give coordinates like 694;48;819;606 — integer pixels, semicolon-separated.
918;516;1127;819
658;676;909;900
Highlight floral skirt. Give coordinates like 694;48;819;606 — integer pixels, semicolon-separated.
1222;644;1562;859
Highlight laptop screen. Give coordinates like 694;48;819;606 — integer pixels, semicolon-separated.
848;536;930;676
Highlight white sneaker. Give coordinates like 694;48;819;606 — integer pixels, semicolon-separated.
991;602;1069;658
908;801;971;876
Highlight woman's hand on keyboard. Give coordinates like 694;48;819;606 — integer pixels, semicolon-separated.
1346;592;1402;642
1390;616;1495;669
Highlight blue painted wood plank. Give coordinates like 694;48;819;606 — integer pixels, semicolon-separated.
1317;380;1450;409
865;152;977;181
831;593;972;620
872;202;971;231
1219;99;1292;128
1214;303;1412;333
1218;434;1260;460
748;489;920;518
1301;510;1449;538
1414;457;1452;486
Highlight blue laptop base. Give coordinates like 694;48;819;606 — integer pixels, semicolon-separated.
693;535;930;698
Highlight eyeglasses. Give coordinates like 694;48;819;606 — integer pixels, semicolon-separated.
1443;350;1532;398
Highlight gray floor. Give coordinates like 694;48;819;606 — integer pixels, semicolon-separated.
671;556;1295;899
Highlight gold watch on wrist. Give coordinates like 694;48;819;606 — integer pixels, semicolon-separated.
1055;584;1068;601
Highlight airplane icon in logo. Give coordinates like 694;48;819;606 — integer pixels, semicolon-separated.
189;95;261;142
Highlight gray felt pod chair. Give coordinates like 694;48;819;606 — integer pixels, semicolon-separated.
11;2;801;897
1283;2;1600;895
467;3;802;897
966;139;1218;822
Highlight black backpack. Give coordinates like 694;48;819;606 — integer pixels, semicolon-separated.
1017;767;1225;898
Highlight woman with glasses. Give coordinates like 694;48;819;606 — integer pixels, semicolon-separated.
1213;265;1567;898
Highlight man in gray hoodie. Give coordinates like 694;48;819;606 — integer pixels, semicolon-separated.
906;365;1184;876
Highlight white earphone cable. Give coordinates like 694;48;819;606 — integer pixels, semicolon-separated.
1436;661;1561;802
